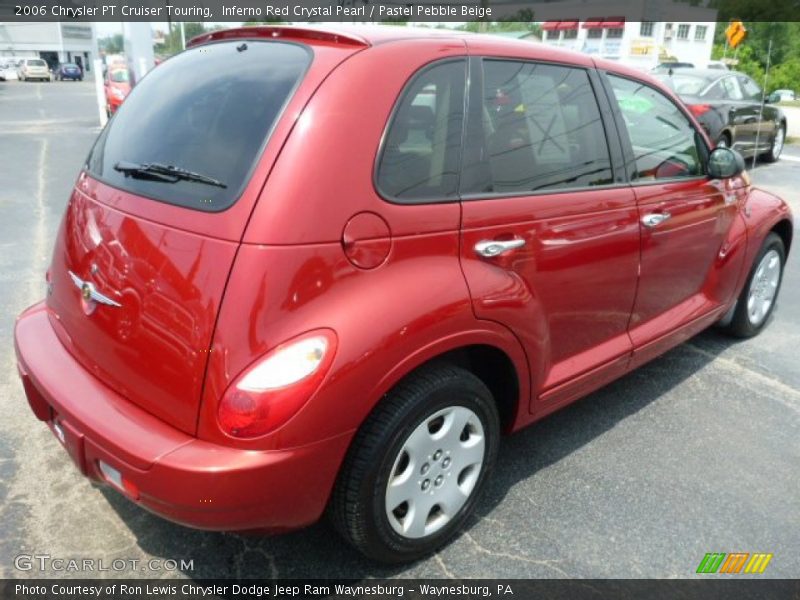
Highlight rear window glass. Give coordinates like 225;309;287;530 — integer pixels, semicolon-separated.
656;73;711;95
109;69;129;82
86;41;310;212
28;59;46;67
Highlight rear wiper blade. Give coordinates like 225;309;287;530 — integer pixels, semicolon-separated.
114;161;227;189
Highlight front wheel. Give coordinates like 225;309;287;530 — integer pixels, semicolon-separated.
330;364;500;564
722;233;785;338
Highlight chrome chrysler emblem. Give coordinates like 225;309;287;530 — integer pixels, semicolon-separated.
68;270;121;312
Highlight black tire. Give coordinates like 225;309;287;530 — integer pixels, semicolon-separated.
330;364;500;564
722;233;785;338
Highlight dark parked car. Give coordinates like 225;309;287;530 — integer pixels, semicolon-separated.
55;63;83;81
657;68;786;161
14;26;793;564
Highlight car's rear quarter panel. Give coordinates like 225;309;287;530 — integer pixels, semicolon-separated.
200;39;530;449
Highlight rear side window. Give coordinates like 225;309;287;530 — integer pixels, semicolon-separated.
86;41;310;212
607;75;703;181
376;60;466;203
463;60;613;195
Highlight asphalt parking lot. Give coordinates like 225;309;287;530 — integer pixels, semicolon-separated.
0;79;798;580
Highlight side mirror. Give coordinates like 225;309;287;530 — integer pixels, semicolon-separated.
707;147;745;179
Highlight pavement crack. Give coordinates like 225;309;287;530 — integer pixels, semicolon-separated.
686;342;800;412
433;553;455;578
462;532;569;577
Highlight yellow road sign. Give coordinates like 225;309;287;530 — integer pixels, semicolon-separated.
726;20;747;48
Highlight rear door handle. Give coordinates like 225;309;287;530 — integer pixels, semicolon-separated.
641;212;671;228
475;238;526;257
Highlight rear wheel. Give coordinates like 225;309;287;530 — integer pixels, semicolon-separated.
763;124;785;163
330;364;500;564
722;233;785;338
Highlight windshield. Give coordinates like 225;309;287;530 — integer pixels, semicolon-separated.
86;41;311;212
109;69;128;82
656;74;711;95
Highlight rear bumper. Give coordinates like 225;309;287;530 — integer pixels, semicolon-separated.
14;302;351;531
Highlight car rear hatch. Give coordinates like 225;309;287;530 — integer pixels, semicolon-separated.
45;28;368;435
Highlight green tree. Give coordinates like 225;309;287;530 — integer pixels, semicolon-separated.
98;34;123;54
459;11;540;36
155;23;208;56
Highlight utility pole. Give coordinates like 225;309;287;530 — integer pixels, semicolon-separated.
752;37;773;170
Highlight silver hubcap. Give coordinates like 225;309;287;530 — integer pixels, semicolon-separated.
385;406;485;539
747;249;781;326
773;128;784;158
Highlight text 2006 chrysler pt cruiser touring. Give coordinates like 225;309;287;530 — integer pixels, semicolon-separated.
15;26;793;563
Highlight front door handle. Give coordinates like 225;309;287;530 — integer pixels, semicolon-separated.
641;212;671;228
475;238;526;257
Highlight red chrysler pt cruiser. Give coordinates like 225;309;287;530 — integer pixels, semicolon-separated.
14;26;793;563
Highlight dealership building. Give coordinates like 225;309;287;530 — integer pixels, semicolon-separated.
532;0;717;69
0;22;97;75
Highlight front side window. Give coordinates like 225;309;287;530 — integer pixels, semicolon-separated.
376;60;466;202
86;41;310;212
462;61;612;195
608;75;703;181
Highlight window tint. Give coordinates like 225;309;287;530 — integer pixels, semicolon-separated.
86;41;310;212
608;75;703;181
376;60;466;202
704;81;725;100
462;60;612;195
29;59;46;67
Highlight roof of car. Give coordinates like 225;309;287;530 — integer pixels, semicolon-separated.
658;67;735;80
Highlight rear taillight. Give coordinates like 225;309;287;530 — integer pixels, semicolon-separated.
217;329;337;438
687;104;712;117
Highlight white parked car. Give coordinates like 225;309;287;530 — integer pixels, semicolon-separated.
17;58;51;82
770;89;796;102
0;60;19;81
704;60;729;70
